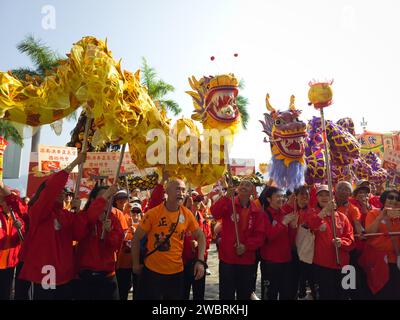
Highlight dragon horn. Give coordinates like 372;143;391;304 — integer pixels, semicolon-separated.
289;95;296;110
265;93;276;113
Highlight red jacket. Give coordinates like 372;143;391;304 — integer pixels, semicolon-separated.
146;184;165;212
0;196;26;269
19;170;95;285
3;193;28;263
210;196;265;265
75;200;126;274
305;207;355;269
259;206;296;263
182;210;212;265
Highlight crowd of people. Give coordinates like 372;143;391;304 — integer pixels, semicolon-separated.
0;152;400;300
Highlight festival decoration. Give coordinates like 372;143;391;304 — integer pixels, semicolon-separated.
259;94;307;190
0;37;243;187
308;80;339;265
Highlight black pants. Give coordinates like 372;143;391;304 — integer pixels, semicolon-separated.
183;261;206;300
136;266;184;300
14;263;31;300
116;268;138;300
374;263;400;300
314;265;346;300
32;282;72;300
219;262;254;300
289;250;301;299
298;261;317;299
260;261;292;300
78;270;119;300
0;267;15;300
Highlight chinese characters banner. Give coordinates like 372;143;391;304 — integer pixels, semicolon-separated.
38;144;78;173
230;158;255;176
383;149;400;173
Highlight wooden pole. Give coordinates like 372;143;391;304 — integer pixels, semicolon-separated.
224;147;241;247
9;208;24;242
101;144;126;240
319;108;340;265
74;114;92;199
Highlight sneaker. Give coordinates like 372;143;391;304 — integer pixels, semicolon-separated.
250;292;260;300
206;268;211;276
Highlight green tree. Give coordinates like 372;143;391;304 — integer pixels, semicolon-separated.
237;79;250;129
141;57;182;116
10;34;78;150
0;120;23;146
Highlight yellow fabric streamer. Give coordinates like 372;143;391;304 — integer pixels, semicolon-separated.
0;36;240;187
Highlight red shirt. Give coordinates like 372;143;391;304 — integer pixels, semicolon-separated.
3;193;29;263
75;200;127;274
305;207;355;269
19;170;96;285
0;200;25;269
182;210;212;265
145;184;165;212
259;206;296;263
210;196;265;265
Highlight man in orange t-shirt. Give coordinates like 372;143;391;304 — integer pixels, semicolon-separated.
131;179;206;300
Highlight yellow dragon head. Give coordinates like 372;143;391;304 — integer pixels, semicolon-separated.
186;73;241;131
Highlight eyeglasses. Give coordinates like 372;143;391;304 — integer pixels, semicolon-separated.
387;195;400;202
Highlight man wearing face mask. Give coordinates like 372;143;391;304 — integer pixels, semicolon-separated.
131;179;206;300
210;179;266;300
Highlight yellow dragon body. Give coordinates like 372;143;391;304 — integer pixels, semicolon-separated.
0;36;241;186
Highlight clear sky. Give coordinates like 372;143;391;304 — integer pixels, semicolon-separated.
1;0;400;168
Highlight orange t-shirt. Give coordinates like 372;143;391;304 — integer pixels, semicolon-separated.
337;203;361;225
139;203;199;275
365;208;400;263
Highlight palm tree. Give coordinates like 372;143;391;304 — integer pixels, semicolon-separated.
141;58;182;116
237;79;250;129
0;120;23;180
0;121;23;147
10;34;78;151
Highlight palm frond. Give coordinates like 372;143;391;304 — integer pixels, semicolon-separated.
140;57;181;116
237;95;249;129
0;120;24;146
10;68;40;81
141;57;157;90
158;99;182;116
238;79;246;90
149;80;175;100
16;34;61;75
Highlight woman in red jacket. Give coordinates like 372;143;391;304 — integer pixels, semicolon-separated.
182;195;212;300
259;186;297;300
304;185;355;300
364;189;400;299
0;182;30;300
75;184;127;300
0;186;25;300
210;179;265;300
19;153;91;300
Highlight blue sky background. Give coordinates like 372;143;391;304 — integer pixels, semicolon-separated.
1;0;400;167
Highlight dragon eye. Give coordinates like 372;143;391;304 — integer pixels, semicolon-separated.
275;119;282;125
295;118;302;122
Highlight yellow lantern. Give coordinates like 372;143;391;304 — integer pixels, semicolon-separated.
308;80;333;109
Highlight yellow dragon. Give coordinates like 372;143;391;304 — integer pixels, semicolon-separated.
0;36;241;187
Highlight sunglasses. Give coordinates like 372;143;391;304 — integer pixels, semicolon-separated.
387;195;400;201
